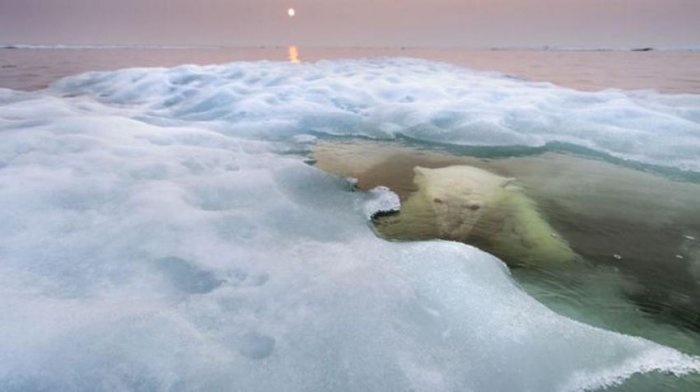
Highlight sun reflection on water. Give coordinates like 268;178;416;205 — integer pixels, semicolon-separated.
288;45;300;63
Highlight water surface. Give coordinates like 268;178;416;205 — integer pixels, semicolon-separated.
2;47;700;93
313;139;700;357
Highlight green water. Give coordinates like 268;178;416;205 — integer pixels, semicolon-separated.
312;138;700;390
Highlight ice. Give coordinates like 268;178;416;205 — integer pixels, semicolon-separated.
51;58;700;173
362;186;401;219
152;256;223;294
0;59;699;390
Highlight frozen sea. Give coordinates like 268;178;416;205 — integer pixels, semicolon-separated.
1;46;700;391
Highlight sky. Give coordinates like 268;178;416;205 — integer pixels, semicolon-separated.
1;0;699;48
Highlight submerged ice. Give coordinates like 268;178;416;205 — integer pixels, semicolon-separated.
1;58;700;390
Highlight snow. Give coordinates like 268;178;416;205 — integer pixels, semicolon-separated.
51;58;700;173
0;58;699;390
362;186;401;219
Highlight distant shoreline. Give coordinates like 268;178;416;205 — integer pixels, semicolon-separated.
2;44;700;52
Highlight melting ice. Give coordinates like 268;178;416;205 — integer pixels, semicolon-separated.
1;58;699;391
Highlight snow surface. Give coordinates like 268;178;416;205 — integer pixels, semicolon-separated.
1;59;699;391
362;186;401;219
50;58;700;173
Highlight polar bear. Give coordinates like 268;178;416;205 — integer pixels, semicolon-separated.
385;165;576;265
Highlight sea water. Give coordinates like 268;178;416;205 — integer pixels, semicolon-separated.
2;46;700;93
1;48;700;391
313;140;700;349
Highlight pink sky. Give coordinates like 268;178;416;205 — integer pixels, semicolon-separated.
1;0;699;48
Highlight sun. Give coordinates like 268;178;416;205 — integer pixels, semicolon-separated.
288;8;296;17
